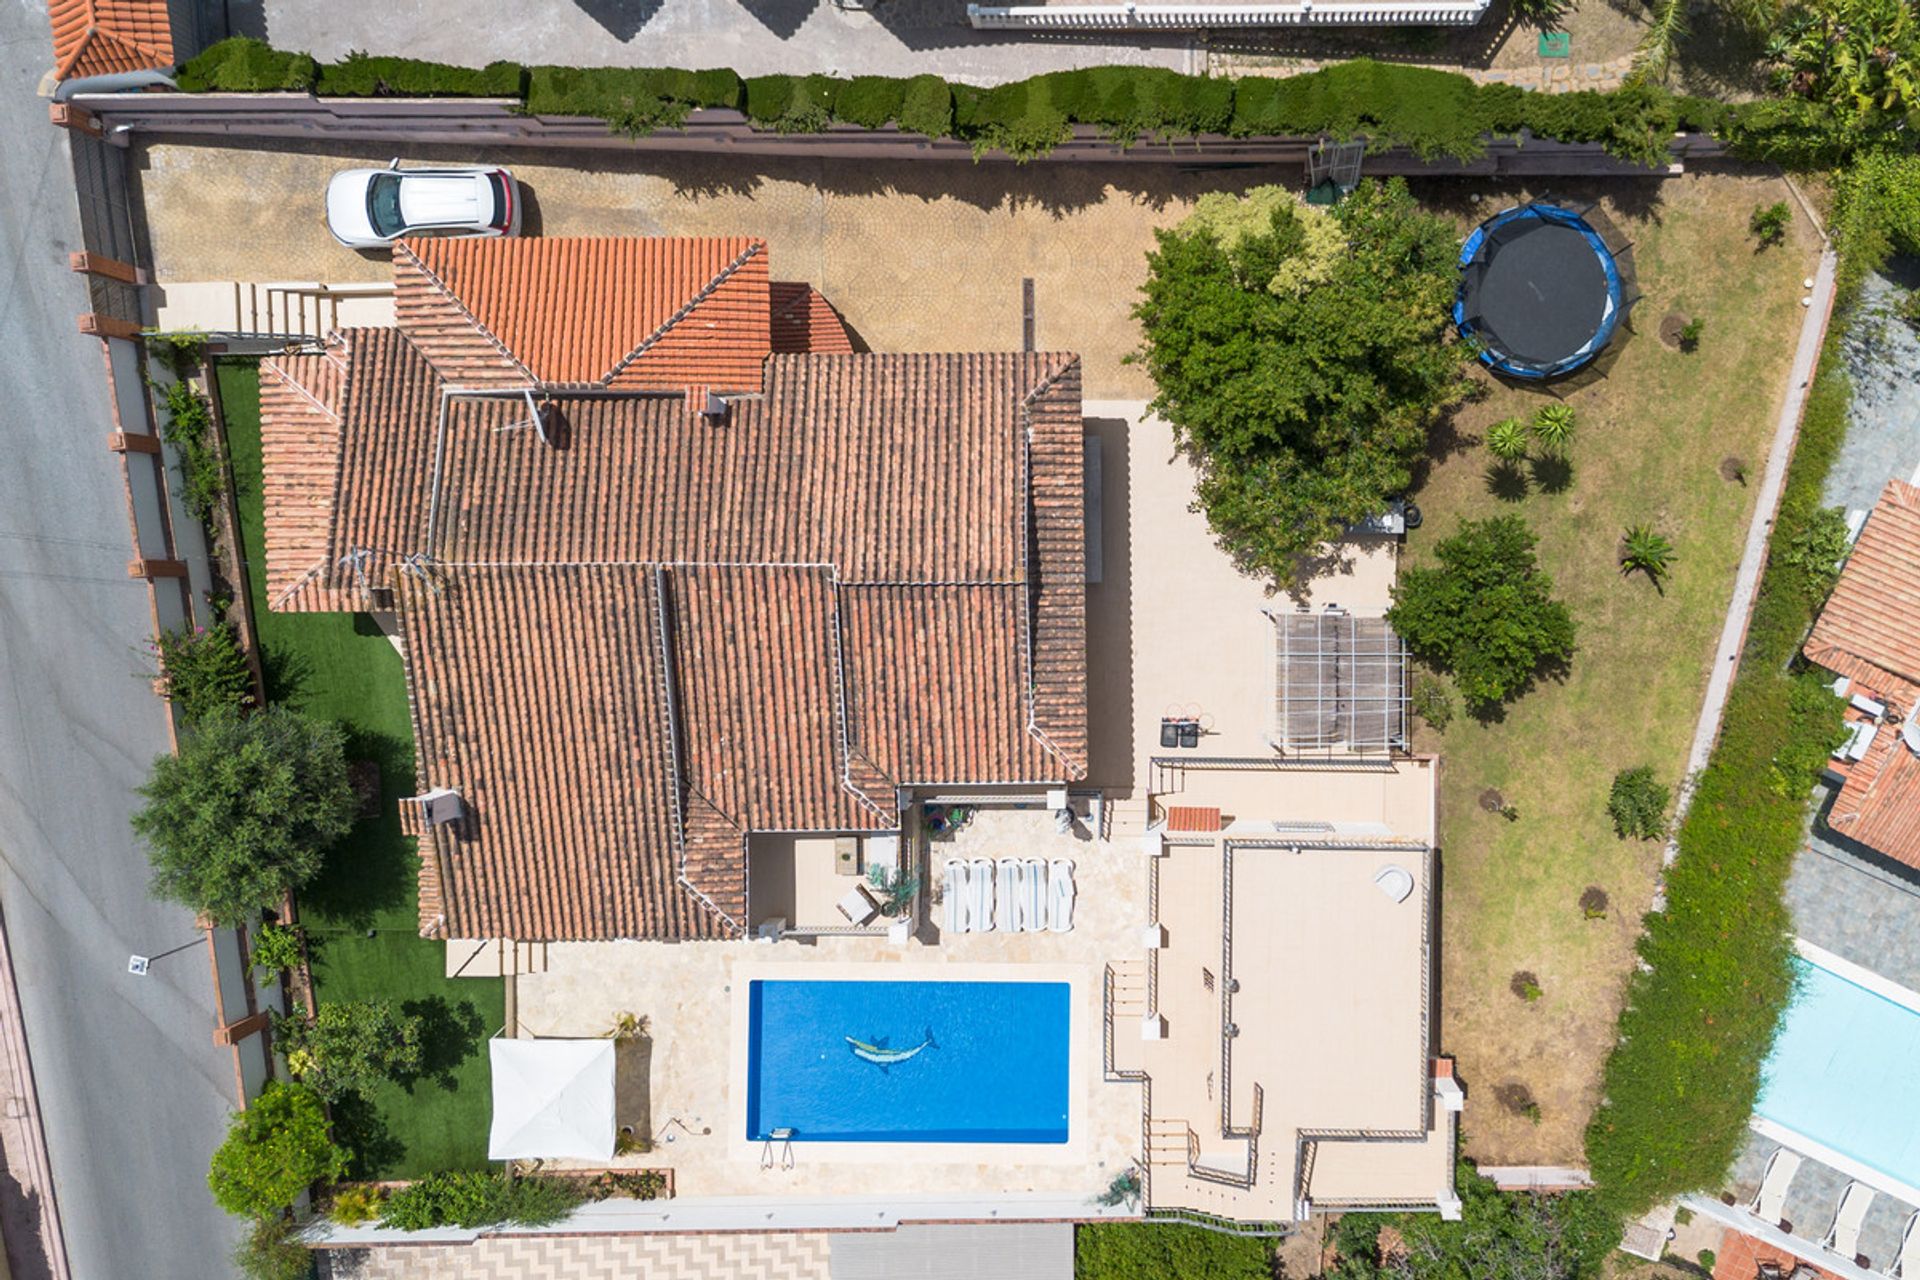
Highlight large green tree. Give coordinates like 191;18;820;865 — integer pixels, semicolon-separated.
1387;516;1576;710
133;706;356;925
274;999;425;1102
1133;179;1470;587
1331;1163;1620;1280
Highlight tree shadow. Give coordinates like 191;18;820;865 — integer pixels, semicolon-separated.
1530;454;1574;494
396;996;486;1093
330;1093;406;1179
258;641;312;707
0;1140;56;1280
1486;460;1531;502
298;727;415;927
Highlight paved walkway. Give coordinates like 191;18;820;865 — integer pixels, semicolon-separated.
1212;50;1636;92
0;906;67;1280
320;1231;833;1279
241;0;1196;85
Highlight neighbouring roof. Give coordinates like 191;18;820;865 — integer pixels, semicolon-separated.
1805;480;1920;690
769;281;856;355
48;0;173;82
1826;681;1920;872
259;237;1086;942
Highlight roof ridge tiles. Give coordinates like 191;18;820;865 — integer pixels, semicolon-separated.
395;239;539;386
601;240;766;386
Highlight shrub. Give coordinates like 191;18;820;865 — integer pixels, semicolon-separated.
175;38;318;92
1580;886;1610;919
1531;402;1577;456
1388;516;1576;709
132;706;356;926
329;1182;386;1225
834;75;906;128
1075;1222;1271;1280
897;74;955;138
1389;1163;1621;1280
1775;500;1850;605
1135;179;1469;586
1620;524;1678;585
1750;201;1792;246
380;1171;584;1230
1698;1249;1718;1269
155;374;227;538
152;621;252;725
1487;416;1531;462
274;999;425;1102
1511;971;1544;1002
316;53;525;97
207;1081;347;1217
1608;766;1670;840
586;1169;669;1200
1679;316;1705;351
743;73;840;133
524;66;742;136
232;1215;312;1280
1412;674;1456;731
248;922;303;977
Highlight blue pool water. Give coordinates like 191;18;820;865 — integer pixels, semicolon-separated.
745;979;1071;1143
1756;957;1920;1187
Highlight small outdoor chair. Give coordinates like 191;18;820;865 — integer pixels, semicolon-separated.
1823;1181;1874;1263
1750;1147;1803;1229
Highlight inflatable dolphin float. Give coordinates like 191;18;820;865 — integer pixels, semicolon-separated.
846;1029;936;1068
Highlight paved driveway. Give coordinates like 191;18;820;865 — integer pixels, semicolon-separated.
228;0;1193;85
0;5;244;1277
136;140;1295;400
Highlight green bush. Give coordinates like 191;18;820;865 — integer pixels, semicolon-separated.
329;1183;386;1225
316;52;525;98
743;73;840;133
153;621;252;725
232;1215;312;1280
1412;674;1457;731
379;1171;584;1230
897;74;955;138
248;922;304;977
176;38;318;92
1075;1222;1271;1280
132;705;356;926
1388;516;1577;710
207;1081;347;1217
524;66;742;136
1607;765;1670;840
834;76;907;129
274;999;425;1102
1750;201;1793;247
155;375;227;539
1775;500;1850;605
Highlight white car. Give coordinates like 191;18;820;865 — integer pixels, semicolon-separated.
324;160;521;249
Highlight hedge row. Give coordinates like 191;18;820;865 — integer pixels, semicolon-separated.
1581;194;1903;1215
175;39;1869;167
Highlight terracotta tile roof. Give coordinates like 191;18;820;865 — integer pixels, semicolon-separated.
1166;806;1223;833
1711;1228;1843;1280
257;339;353;612
259;270;1088;940
48;0;173;82
395;237;772;392
769;281;855;354
1827;691;1920;871
1805;480;1920;688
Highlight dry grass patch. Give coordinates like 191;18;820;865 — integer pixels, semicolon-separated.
1409;171;1820;1164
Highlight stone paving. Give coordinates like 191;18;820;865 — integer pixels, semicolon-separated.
1212;49;1636;92
1728;1134;1917;1272
318;1230;832;1279
1789;800;1920;995
1826;267;1920;515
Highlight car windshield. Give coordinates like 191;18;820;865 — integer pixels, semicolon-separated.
365;173;406;238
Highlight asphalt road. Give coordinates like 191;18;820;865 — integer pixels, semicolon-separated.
0;7;244;1278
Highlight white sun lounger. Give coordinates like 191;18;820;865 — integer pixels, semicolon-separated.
1048;858;1075;933
1893;1209;1919;1277
1751;1147;1803;1227
1021;858;1048;932
943;860;967;935
1824;1181;1874;1261
995;859;1020;932
971;858;997;932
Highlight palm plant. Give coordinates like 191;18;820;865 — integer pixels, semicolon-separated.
1486;416;1531;462
1630;0;1691;82
1621;524;1677;585
1532;403;1578;456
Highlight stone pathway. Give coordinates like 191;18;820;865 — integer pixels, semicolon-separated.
319;1231;833;1280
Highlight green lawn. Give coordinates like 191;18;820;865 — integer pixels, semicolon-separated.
219;361;502;1178
1415;172;1822;1166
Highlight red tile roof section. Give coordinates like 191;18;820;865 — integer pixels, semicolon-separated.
49;0;173;81
396;236;771;392
1827;692;1920;871
257;340;353;612
769;282;856;354
1166;806;1224;833
1711;1229;1841;1280
1805;480;1920;688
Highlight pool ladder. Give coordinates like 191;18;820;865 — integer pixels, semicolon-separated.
760;1127;795;1171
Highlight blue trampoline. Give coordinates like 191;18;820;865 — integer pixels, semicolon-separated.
1454;202;1632;380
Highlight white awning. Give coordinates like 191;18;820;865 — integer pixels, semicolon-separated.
487;1038;615;1162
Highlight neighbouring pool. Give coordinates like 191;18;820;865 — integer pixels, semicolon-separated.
745;979;1071;1143
1755;956;1920;1188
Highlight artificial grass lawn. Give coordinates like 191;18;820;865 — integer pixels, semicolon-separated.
218;362;502;1178
1411;173;1821;1165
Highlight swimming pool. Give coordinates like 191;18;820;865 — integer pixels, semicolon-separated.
745;979;1071;1143
1755;955;1920;1190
